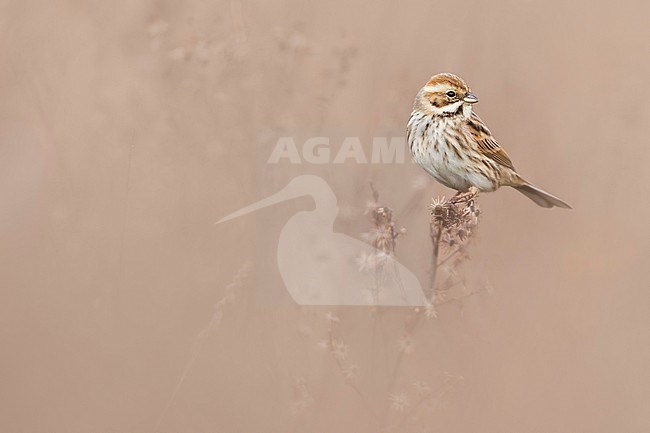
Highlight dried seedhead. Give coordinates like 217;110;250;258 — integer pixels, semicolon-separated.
427;188;482;302
367;205;405;254
362;182;406;257
429;187;480;237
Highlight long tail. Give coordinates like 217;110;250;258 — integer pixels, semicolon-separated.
514;183;572;209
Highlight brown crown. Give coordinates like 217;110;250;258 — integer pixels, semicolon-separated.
425;73;469;93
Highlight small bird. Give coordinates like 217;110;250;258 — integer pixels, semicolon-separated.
407;73;571;209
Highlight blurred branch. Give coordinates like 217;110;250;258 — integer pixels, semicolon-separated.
155;260;252;432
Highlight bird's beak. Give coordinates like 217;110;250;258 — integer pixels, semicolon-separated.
463;92;479;104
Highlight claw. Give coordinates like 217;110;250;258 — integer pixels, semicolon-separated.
450;188;479;205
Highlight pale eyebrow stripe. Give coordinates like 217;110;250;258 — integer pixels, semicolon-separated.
423;84;447;93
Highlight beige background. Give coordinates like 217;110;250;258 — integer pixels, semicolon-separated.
1;0;649;432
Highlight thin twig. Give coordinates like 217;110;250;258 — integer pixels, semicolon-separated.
391;381;459;430
327;326;380;420
428;220;442;299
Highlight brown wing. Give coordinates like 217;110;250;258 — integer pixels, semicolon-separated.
467;112;515;170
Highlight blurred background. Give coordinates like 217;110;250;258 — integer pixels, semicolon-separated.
1;0;649;432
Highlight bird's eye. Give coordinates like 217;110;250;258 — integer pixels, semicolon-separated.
446;91;456;98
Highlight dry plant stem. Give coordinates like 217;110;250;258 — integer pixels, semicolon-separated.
155;260;252;432
364;185;414;425
383;190;481;419
438;248;462;267
389;380;459;431
435;287;490;307
362;185;483;428
326;325;380;422
429;220;443;299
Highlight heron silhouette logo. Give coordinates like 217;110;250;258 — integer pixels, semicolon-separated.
217;175;428;306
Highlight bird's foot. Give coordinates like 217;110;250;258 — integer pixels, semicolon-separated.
450;187;479;205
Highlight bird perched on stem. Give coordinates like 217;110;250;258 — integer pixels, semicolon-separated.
407;73;571;209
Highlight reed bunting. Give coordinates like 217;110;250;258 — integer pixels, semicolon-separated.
407;73;571;209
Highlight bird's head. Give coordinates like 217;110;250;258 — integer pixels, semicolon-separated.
414;73;478;117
